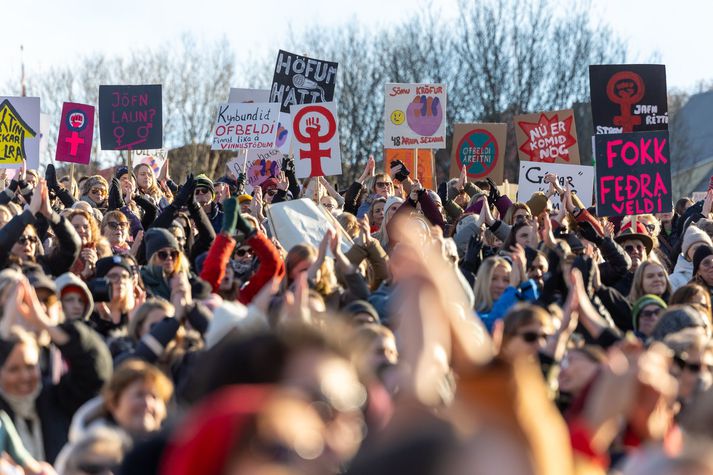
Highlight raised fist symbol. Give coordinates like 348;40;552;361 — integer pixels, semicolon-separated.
305;117;321;135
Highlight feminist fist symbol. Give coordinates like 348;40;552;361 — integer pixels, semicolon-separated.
305;117;321;134
294;106;337;177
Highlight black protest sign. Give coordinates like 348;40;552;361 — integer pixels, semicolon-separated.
270;50;338;113
99;85;162;150
589;64;668;135
594;130;672;217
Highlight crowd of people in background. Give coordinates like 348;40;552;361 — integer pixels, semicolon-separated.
0;152;712;474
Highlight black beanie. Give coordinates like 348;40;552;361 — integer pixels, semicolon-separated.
145;228;180;260
96;255;134;278
693;244;713;277
343;300;380;323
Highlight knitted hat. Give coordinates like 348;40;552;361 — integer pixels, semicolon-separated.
144;228;180;261
632;294;667;331
526;192;549;217
650;305;708;341
260;177;278;191
693;244;713;277
194;174;215;196
384;196;404;215
95;255;134;279
237;194;253;204
682;225;713;259
614;221;654;255
26;271;56;293
115;166;134;181
342;300;380;324
426;189;442;206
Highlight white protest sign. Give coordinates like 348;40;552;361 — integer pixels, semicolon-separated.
384;83;446;149
211;102;280;151
228;88;270;103
267;198;352;255
0;96;41;169
290;102;341;179
517;162;594;210
133;149;168;174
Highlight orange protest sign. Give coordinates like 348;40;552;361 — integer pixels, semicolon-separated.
385;149;435;190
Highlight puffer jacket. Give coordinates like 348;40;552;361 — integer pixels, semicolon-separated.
669;254;693;291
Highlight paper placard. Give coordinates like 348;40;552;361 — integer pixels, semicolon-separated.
517;162;594;210
384;83;446;149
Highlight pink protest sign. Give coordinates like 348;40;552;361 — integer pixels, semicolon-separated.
55;102;95;164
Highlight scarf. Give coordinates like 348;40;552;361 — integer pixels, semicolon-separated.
0;383;44;461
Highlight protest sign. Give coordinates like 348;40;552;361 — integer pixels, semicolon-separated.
291;102;341;179
55;102;95;165
384;83;446;149
267;198;353;255
0;96;40;169
228;88;270;103
99;85;162;150
594;130;672;217
270;50;338;114
517;162;594;210
450;123;507;183
589;64;668;135
227;148;282;193
211;102;281;150
692;191;707;203
385;149;435;190
134;149;167;175
514;109;580;164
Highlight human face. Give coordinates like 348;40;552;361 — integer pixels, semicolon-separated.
240;201;252;214
11;230;38;260
558;350;599;396
512;209;530;224
215;183;230;203
71;214;92;246
0;209;10;228
88;184;107;204
641;263;667;296
136;166;152;190
502;321;550;361
154;247;179;274
109;380;167;436
105;267;132;303
527;254;548;288
637;304;663;337
698;254;713;286
515;225;536;249
25;173;38;188
234;246;254;264
371;202;385;228
656;212;673;233
385;203;400;224
490;264;510;301
119;174;135;196
140;309;170;339
169;226;187;251
374;179;393;199
104;219;129;246
194;187;213;207
264;187;278;204
289;258;314;283
622;239;647;271
676;349;713;402
61;291;86;321
0;342;40;397
320;196;337;212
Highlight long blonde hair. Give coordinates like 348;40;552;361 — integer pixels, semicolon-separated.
473;257;512;313
628;260;671;303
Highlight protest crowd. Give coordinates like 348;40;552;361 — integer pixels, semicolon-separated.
1;57;713;475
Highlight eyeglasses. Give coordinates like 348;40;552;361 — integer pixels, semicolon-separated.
321;203;335;209
106;221;128;230
375;181;393;189
624;244;646;254
18;235;38;245
518;331;550;344
105;272;130;283
639;308;662;319
701;258;713;270
235;248;253;257
674;355;710;374
157;250;179;261
194;188;211;195
90;187;107;196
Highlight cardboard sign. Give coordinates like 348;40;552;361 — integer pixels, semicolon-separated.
270;50;338;114
267;198;352;255
594;130;672;217
517;162;594;210
228;149;283;193
228;88;270;103
384;83;447;149
589;64;668;135
385;149;435;190
55;102;95;165
211;102;281;150
99;85;162;150
0;96;40;169
291;102;341;179
450;123;507;183
514;109;580;164
134;149;167;175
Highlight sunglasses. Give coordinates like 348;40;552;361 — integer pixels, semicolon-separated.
266;189;278;196
157;250;179;261
375;181;393;189
674;355;709;374
236;248;253;257
640;308;662;319
105;272;131;283
194;188;211;195
18;235;38;245
90;187;107;196
106;221;128;230
518;331;550;343
624;244;646;254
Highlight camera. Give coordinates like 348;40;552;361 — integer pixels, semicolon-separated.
87;278;113;302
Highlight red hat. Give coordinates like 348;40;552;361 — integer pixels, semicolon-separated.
260;177;279;191
159;385;272;475
614;221;654;254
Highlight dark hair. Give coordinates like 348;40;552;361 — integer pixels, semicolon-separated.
501;221;534;252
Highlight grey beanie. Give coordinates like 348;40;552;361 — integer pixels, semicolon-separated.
144;228;180;260
650;305;708;341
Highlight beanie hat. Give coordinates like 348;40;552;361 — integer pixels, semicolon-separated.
26;271;56;293
682;225;713;259
342;300;380;324
526;192;549;217
95;255;134;279
144;228;180;261
565;233;584;254
237;194;253;204
384;196;404;216
426;189;442;206
194;174;215;196
650;305;708;341
260;177;278;191
693;244;713;277
632;294;667;331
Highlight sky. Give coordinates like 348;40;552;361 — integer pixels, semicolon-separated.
2;0;711;92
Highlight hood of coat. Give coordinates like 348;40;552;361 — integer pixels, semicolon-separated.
67;396;114;444
672;254;693;275
55;272;94;321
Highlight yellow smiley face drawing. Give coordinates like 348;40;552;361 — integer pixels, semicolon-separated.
390;110;405;125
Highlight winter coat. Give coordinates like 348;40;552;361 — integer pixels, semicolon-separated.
478;279;540;332
669;254;693;291
55;273;94;322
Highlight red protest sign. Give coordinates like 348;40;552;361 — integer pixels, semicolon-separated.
55;102;95;164
514;109;580;164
